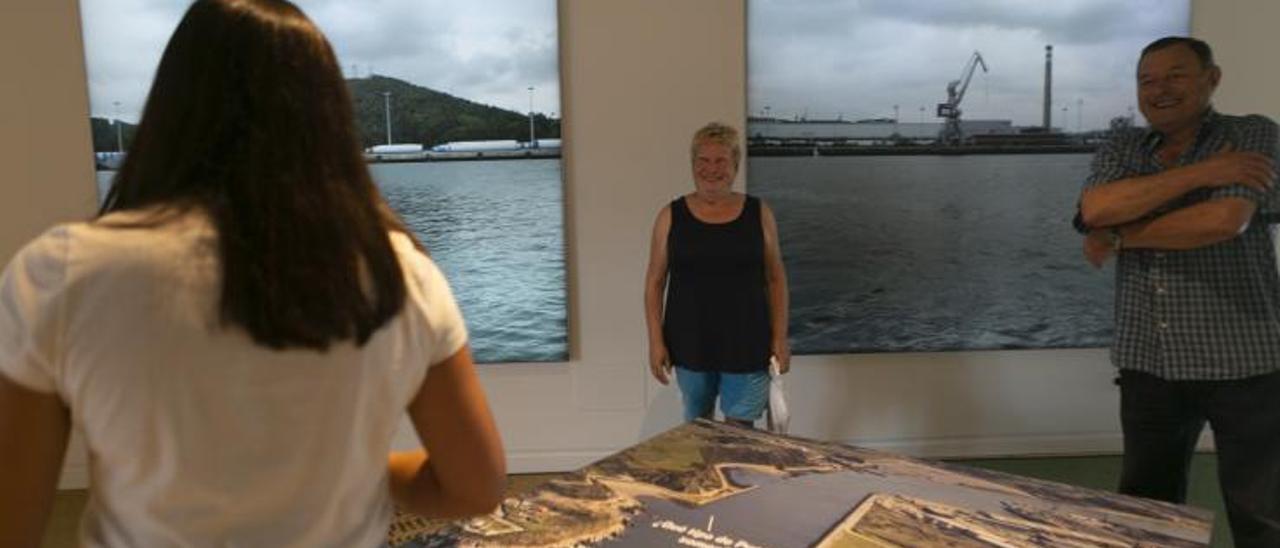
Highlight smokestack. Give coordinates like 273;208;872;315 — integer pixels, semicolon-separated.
1043;45;1053;130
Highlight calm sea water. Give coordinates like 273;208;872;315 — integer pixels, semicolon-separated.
95;153;1103;358
97;159;567;363
749;154;1114;354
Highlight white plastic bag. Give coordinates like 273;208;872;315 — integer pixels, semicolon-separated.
766;357;790;434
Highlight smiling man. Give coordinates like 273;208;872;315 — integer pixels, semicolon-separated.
1076;36;1280;547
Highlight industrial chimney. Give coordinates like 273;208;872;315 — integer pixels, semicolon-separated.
1043;45;1053;130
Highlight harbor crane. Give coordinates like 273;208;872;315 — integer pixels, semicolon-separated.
936;51;988;145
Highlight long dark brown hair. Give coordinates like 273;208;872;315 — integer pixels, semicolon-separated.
100;0;410;350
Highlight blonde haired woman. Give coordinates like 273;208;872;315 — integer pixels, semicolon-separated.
644;122;790;427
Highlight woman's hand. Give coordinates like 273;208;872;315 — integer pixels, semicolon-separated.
772;339;791;374
649;343;672;385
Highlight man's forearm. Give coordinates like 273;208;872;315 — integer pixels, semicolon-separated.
1117;198;1254;251
1080;167;1201;228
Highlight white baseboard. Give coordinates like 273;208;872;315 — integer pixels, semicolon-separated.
887;429;1215;460
507;450;612;474
58;430;1219;490
850;432;1128;460
505;430;1218;474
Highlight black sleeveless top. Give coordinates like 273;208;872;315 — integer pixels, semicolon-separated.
663;195;771;372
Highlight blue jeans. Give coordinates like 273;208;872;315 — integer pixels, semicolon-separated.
674;366;770;423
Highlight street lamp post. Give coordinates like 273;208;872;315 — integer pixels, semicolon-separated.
527;86;536;148
382;91;392;145
113;101;123;152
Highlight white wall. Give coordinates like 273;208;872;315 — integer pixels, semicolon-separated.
0;3;97;254
0;1;1274;489
1191;1;1280;121
1;1;97;490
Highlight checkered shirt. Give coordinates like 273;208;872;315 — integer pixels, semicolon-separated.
1082;109;1280;380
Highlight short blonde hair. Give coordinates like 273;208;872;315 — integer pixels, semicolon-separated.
690;122;741;168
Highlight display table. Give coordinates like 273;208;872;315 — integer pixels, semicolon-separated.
395;420;1212;547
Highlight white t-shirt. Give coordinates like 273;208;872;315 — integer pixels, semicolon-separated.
0;209;468;547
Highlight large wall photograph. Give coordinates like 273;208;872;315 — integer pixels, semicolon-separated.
79;0;566;362
747;0;1190;353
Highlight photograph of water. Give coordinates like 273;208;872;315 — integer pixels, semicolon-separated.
751;155;1110;353
747;0;1190;353
97;158;567;364
373;161;566;362
80;0;567;363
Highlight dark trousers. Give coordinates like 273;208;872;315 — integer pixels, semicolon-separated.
1118;369;1280;548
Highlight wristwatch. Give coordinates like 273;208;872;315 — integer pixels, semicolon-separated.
1108;227;1124;252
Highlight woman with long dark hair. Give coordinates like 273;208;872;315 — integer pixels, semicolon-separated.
0;1;504;545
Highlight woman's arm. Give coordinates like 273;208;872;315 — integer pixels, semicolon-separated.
761;202;790;373
644;206;673;384
390;345;506;519
0;375;70;548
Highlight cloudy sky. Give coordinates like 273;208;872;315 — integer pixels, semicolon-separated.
79;0;560;123
749;0;1190;131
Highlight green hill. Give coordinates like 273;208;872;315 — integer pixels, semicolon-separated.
349;75;560;149
89;117;136;154
88;75;561;153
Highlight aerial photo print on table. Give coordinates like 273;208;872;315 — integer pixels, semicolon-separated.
393;420;1213;547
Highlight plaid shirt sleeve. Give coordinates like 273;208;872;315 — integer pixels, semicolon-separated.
1073;131;1140;233
1208;115;1280;217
